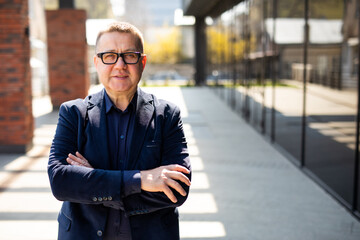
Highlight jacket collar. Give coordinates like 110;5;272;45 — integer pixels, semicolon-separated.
86;87;155;169
128;87;155;168
87;87;153;108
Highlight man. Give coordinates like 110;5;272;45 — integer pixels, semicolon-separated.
48;22;191;240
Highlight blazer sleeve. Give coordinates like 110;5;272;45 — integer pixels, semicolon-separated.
48;102;124;208
124;104;191;216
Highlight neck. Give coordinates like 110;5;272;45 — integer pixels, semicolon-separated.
106;90;136;111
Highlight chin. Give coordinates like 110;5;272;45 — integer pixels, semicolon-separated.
109;85;136;94
109;83;130;91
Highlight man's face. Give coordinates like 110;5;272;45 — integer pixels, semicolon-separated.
94;32;146;97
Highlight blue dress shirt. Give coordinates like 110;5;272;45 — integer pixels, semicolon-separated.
103;91;141;239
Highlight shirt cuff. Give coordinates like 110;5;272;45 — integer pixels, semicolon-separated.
122;170;141;197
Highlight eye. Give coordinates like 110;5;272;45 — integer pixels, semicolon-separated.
103;53;117;60
124;53;137;59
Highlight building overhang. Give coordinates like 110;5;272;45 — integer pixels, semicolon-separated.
184;0;244;18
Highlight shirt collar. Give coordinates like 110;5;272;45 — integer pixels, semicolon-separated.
104;90;137;114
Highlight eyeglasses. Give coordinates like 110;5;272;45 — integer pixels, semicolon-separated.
96;52;145;65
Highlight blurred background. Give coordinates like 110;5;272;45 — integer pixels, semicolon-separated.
30;0;196;91
1;0;360;237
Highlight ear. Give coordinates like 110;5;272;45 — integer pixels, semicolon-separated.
94;54;98;68
141;55;147;71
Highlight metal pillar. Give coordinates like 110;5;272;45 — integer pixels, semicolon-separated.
231;9;237;109
300;0;309;167
353;0;360;213
261;0;267;134
195;17;207;86
59;0;74;8
243;0;250;121
270;0;277;142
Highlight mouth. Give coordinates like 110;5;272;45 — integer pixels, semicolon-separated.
111;75;129;80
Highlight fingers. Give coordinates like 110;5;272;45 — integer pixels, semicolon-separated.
164;177;187;197
169;164;190;175
159;176;187;203
75;151;85;160
66;152;93;169
140;164;191;203
165;170;191;187
66;156;79;166
163;185;178;203
160;170;189;203
66;153;80;165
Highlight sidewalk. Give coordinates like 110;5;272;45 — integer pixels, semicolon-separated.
0;86;359;239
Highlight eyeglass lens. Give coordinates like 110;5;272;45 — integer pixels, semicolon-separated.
102;52;140;64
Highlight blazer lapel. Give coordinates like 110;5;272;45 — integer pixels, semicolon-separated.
86;89;110;169
128;88;154;169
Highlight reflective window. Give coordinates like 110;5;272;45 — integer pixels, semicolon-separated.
207;0;359;215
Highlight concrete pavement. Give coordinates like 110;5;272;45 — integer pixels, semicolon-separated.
0;86;359;239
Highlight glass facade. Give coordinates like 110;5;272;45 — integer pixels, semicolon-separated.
205;0;360;217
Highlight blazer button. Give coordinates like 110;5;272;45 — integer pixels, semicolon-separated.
98;197;103;202
92;197;97;202
97;230;103;237
103;197;107;201
108;196;112;201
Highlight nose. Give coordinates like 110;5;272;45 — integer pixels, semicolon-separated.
114;55;127;69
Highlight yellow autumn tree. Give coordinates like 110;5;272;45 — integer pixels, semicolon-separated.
207;27;256;64
145;27;182;64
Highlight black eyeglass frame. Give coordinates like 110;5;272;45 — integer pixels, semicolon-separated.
96;51;146;65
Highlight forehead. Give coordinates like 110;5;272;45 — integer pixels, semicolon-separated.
97;32;138;51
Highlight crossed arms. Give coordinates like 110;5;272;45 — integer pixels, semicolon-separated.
67;151;190;203
48;100;191;214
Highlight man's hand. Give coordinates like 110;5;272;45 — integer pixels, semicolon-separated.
67;151;94;169
140;165;191;203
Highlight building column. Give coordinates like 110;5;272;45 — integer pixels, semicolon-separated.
46;9;89;108
0;0;34;153
194;17;207;86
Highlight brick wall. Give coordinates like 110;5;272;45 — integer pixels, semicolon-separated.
0;0;34;153
46;9;89;108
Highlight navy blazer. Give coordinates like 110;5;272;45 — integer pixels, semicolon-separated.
48;88;191;240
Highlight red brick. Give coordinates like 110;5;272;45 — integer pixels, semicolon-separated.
46;9;89;108
0;0;33;153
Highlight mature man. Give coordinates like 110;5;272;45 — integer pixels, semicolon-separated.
48;22;191;240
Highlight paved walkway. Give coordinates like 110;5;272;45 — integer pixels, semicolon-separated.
0;86;359;239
